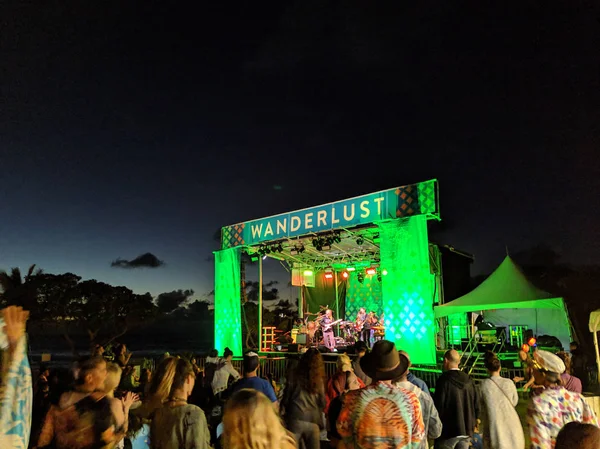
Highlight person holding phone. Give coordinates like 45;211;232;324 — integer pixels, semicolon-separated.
0;306;32;448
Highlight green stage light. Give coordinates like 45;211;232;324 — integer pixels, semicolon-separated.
214;247;242;356
379;216;436;365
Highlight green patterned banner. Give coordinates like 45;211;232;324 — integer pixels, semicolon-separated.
221;180;439;249
345;273;383;321
379;216;436;365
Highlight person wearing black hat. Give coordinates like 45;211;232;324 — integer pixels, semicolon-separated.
336;340;425;449
230;352;277;404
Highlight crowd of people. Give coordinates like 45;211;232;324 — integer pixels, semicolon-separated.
2;305;600;448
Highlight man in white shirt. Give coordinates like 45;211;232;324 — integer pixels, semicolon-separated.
211;348;241;395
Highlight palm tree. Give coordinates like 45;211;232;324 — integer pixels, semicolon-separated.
0;264;42;308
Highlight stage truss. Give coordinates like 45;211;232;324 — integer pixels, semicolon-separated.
244;224;381;271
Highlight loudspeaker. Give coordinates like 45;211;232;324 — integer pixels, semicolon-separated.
288;344;299;353
296;333;307;344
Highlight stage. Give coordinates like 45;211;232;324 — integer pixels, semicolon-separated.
214;180;444;365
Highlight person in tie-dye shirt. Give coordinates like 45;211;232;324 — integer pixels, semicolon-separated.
337;340;424;449
0;306;32;449
527;350;598;449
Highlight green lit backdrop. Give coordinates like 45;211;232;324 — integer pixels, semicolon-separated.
345;273;383;320
379;216;436;364
214;247;243;356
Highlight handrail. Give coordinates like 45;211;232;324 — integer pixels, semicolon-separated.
467;328;507;376
460;331;479;370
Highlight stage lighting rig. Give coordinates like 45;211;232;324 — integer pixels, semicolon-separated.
357;271;365;283
312;237;325;251
356;237;364;245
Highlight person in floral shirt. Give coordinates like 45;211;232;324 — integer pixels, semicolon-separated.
336;340;424;449
0;306;32;449
527;350;598;449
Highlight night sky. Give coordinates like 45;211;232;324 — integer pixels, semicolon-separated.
2;2;599;301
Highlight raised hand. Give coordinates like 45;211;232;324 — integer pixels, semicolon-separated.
2;306;29;350
121;391;140;410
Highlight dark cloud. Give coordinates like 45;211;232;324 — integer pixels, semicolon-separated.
111;253;165;269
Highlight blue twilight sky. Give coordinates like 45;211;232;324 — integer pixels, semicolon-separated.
1;2;599;302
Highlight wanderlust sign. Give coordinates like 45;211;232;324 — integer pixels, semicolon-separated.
221;180;439;249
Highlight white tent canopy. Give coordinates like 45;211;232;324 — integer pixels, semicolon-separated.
434;256;572;349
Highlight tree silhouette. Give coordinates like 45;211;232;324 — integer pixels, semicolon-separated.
156;289;195;314
0;264;43;309
4;271;160;355
186;299;211;319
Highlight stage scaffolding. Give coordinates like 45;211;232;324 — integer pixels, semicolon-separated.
214;180;441;364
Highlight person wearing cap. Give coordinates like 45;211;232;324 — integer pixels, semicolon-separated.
336;340;425;449
399;350;430;395
433;349;478;449
230;352;277;404
527;349;597;449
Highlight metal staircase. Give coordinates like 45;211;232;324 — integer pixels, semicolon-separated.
460;328;507;381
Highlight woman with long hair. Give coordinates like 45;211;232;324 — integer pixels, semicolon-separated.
114;344;132;369
325;354;362;413
478;351;524;449
147;357;210;449
221;389;295;449
280;348;326;449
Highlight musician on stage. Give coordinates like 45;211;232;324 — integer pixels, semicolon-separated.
321;309;336;351
365;311;380;348
354;308;368;345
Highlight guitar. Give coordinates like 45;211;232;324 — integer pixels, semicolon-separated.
355;318;365;332
321;319;343;332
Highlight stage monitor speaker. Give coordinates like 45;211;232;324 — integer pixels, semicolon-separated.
288;344;299;353
296;333;307;344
